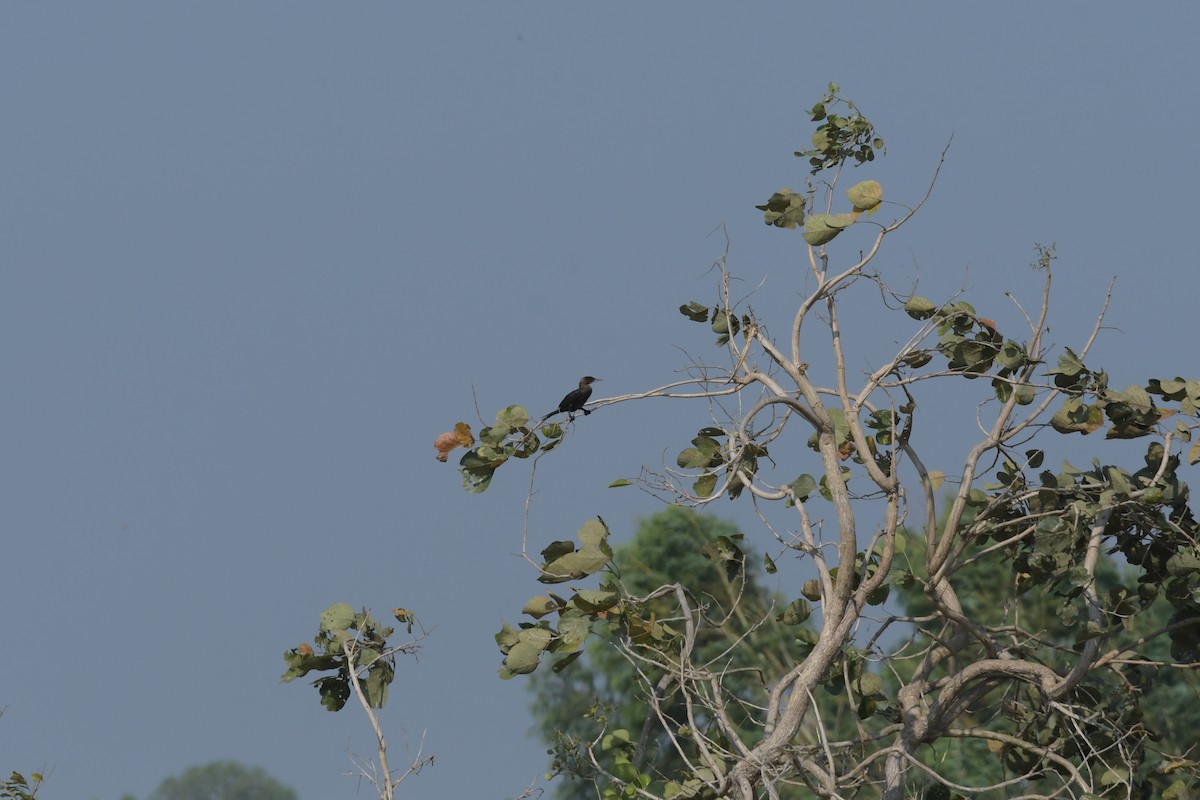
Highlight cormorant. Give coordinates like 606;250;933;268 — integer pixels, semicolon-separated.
552;376;600;421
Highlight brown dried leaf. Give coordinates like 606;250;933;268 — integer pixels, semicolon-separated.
434;422;475;461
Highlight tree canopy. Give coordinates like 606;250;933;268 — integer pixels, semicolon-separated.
145;761;296;800
462;84;1200;799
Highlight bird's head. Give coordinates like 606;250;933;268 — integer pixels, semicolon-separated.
581;376;600;386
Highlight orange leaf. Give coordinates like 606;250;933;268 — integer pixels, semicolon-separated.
434;422;475;461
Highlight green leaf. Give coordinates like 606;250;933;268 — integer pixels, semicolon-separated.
1050;398;1105;434
320;603;356;634
694;472;717;498
602;729;633;751
901;350;933;369
571;589;620;613
945;339;998;373
522;596;559;619
497;404;530;429
554;611;593;651
678;301;710;322
777;597;812;625
539;519;613;583
790;473;817;501
362;661;392;708
541;540;576;561
904;296;937;319
494;622;521;653
818;467;852;500
505;627;556;673
703;534;746;580
1046;347;1088;390
316;675;351;711
551;650;584;672
577;517;610;549
608;478;632;487
997;340;1027;369
1013;383;1036;405
846;179;882;211
459;447;500;493
711;310;740;339
755;188;807;228
803;213;855;246
1099;767;1129;786
1166;551;1200;577
854;671;884;698
866;583;890;606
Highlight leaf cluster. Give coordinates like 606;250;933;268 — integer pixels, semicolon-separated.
0;773;40;800
458;405;557;492
755;179;882;245
678;303;753;348
281;603;411;712
671;426;768;501
527;509;806;800
795;82;885;173
497;518;686;678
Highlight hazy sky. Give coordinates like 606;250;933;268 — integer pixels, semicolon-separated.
3;5;1197;799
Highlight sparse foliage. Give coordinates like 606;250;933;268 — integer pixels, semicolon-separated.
462;87;1200;799
529;508;845;800
283;604;432;800
0;772;41;800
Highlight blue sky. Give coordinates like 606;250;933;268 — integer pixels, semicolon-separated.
2;5;1197;799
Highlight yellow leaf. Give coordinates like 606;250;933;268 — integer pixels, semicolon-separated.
433;422;475;461
928;471;945;491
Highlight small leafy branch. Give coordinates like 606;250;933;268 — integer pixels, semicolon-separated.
456;406;564;493
797;81;886;172
0;772;41;800
283;604;432;800
1;708;43;800
496;518;626;679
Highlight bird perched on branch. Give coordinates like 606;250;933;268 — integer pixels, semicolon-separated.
547;376;600;422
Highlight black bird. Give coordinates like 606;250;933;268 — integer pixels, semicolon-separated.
551;376;600;422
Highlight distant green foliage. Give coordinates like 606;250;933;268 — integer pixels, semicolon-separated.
145;761;295;800
525;508;814;800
